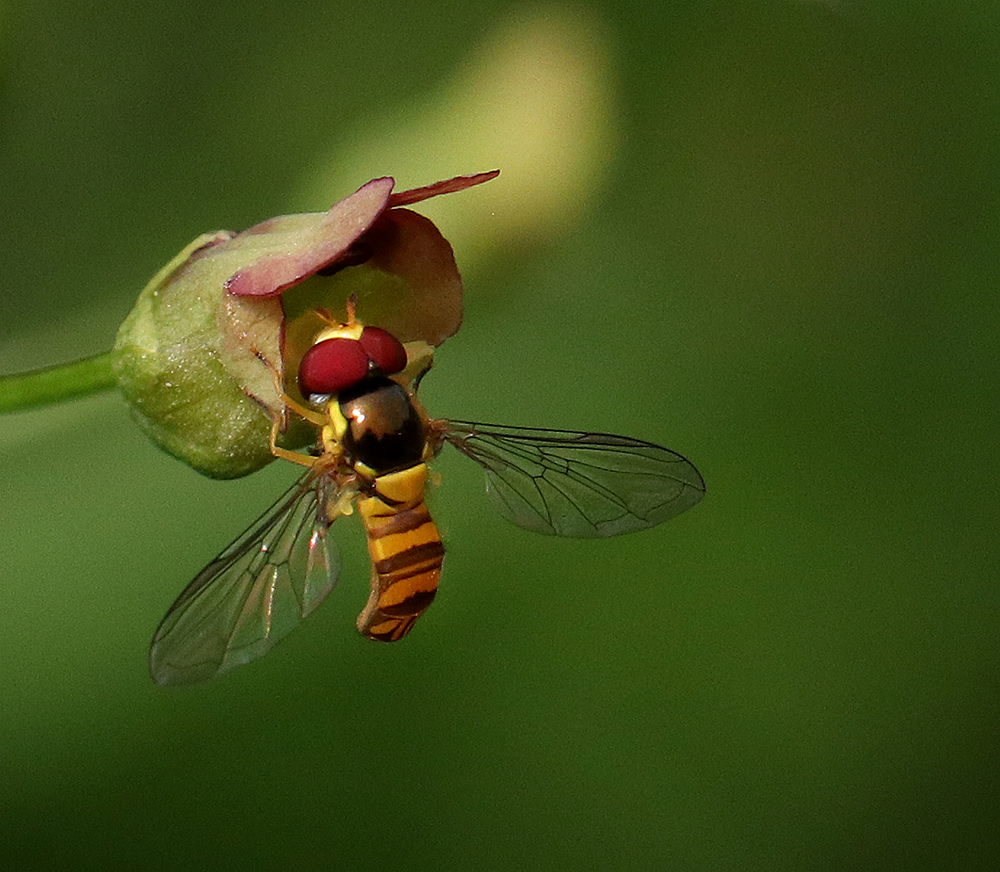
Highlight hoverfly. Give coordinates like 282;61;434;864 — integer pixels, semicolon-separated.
149;304;705;684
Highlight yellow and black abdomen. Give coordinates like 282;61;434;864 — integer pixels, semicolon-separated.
335;374;444;641
355;463;444;641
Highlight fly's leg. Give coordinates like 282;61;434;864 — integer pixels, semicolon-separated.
259;354;329;467
269;414;318;468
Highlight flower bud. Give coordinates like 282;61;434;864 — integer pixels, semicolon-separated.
114;171;497;478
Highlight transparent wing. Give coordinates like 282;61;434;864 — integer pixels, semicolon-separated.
149;471;342;685
440;420;705;538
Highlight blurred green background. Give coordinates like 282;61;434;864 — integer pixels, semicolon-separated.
2;1;998;869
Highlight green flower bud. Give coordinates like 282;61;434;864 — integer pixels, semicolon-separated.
114;171;498;478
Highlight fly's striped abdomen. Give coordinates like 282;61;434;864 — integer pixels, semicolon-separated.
355;463;444;642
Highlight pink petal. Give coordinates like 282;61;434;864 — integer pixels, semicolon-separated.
225;177;395;297
389;170;500;207
359;207;464;345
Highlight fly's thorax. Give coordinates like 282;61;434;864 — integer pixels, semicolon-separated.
337;376;427;475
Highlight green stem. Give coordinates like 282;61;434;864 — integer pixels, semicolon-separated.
0;351;118;413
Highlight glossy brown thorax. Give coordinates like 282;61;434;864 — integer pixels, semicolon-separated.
338;377;425;475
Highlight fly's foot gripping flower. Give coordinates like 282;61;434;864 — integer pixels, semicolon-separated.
113;170;498;478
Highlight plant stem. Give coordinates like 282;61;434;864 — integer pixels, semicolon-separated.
0;352;117;414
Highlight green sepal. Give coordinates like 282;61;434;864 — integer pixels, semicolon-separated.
113;232;281;479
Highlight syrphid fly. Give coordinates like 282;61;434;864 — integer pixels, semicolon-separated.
149;303;704;684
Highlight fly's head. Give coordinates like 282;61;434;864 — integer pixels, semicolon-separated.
294;304;436;477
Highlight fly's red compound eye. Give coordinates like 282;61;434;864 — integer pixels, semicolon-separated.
298;338;369;396
359;326;407;375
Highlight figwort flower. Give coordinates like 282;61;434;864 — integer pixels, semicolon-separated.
114;170;498;478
